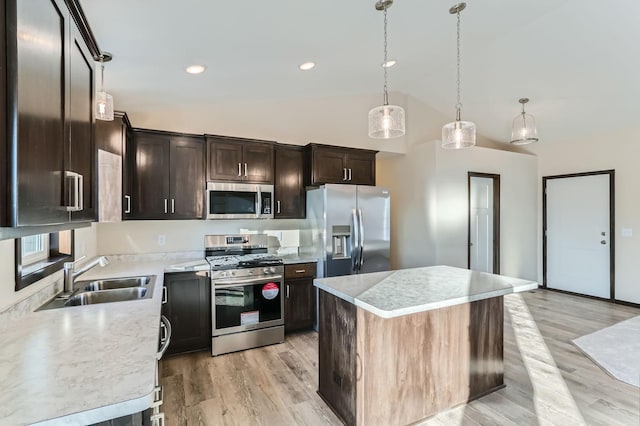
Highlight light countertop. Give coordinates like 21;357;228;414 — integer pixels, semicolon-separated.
280;256;318;265
314;265;538;318
0;260;167;425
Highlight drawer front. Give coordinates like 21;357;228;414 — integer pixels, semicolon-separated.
285;263;317;279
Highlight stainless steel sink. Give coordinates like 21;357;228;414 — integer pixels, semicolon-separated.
36;275;156;311
83;276;150;291
65;287;149;306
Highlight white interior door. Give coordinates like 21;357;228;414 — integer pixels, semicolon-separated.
470;177;494;273
546;174;610;298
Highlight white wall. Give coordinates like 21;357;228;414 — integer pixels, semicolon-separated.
376;97;442;269
526;127;640;304
0;224;97;313
126;92;409;155
435;146;538;280
377;96;538;279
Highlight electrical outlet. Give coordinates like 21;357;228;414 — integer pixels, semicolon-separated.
157;235;166;246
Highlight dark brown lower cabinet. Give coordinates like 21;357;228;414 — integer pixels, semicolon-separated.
162;272;211;356
284;263;316;332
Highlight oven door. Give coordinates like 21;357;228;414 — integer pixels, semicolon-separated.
212;275;284;336
206;182;274;220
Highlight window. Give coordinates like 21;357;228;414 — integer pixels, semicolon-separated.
15;230;75;291
21;234;50;266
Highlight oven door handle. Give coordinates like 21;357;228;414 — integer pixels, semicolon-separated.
213;275;283;287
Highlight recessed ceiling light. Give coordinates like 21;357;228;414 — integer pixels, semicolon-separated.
299;62;316;71
186;65;206;74
382;60;397;68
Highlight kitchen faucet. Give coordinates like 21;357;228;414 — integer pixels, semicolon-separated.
62;256;110;295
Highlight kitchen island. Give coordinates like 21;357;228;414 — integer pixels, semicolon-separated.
314;265;537;426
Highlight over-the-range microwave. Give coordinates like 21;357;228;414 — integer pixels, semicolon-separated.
206;182;274;220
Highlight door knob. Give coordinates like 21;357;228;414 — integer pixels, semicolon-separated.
600;240;607;245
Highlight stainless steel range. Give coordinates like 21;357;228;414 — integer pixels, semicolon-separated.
206;234;284;356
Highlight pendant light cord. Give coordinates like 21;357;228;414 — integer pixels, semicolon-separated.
383;6;389;106
455;9;462;121
99;57;105;92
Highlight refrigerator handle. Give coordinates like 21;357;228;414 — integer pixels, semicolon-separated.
358;209;365;271
351;209;359;272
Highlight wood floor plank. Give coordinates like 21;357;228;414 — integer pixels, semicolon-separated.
160;290;640;425
161;374;188;426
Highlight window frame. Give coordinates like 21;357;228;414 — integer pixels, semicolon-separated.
20;234;50;266
15;230;75;291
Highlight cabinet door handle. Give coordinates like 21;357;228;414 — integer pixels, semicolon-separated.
125;195;131;214
343;168;348;181
286;284;290;298
244;163;248;177
348;168;352;181
78;174;84;211
150;412;165;426
64;171;81;211
171;199;175;214
238;163;242;176
295;269;306;274
277;200;281;214
164;199;168;214
162;287;167;304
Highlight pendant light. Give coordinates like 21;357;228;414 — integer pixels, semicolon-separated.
368;0;405;139
442;3;475;149
510;98;539;145
95;52;114;121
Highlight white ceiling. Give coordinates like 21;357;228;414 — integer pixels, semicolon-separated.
80;0;640;144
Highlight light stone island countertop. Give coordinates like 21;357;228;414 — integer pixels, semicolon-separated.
0;260;169;426
314;265;538;318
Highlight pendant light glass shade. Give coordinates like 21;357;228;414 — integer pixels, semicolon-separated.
368;104;405;139
442;3;475;149
510;98;538;145
95;52;114;121
368;0;405;139
442;120;476;149
95;91;114;121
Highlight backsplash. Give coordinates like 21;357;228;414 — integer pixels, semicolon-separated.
96;219;313;256
0;277;63;330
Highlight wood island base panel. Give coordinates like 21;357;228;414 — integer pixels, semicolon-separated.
318;290;505;426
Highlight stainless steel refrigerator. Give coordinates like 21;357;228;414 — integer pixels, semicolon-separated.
307;184;391;278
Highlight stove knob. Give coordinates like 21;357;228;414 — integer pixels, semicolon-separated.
269;267;277;273
263;267;271;274
229;271;235;277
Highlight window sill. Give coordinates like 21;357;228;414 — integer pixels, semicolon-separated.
16;255;72;291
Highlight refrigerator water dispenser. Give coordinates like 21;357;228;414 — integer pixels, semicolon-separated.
332;225;351;259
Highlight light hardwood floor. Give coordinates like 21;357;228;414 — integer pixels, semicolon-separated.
159;290;640;425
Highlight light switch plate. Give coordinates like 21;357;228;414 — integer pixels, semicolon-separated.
157;235;166;246
621;228;633;237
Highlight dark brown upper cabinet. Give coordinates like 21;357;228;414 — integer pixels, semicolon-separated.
128;130;204;220
67;23;95;222
3;0;96;226
274;145;306;219
306;144;377;187
206;135;274;184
